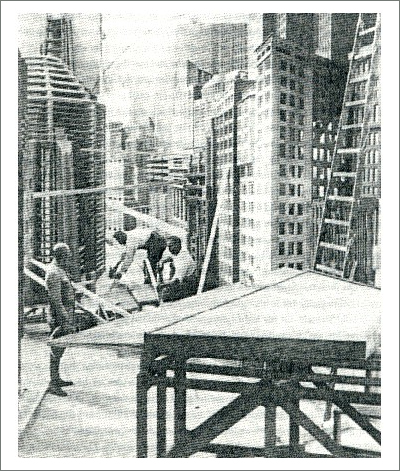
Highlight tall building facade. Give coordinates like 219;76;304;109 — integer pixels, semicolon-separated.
24;56;106;285
263;13;358;67
177;22;248;75
106;122;126;236
41;13;102;92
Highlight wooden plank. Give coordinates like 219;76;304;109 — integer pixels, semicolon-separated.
49;282;259;349
152;272;380;360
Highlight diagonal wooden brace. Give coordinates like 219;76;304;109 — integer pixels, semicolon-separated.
167;381;265;458
279;400;353;457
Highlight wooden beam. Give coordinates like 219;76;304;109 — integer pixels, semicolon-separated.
167;381;262;458
197;169;230;294
279;400;352;457
27;259;133;318
32;183;143;199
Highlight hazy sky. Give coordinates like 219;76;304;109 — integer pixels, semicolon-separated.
18;13;260;125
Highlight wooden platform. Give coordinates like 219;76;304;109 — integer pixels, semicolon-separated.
49;270;381;458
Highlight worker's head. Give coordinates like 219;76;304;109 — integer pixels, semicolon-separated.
113;230;127;246
167;236;182;256
52;243;72;267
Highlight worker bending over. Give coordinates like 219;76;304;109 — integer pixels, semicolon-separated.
110;227;166;284
158;236;197;302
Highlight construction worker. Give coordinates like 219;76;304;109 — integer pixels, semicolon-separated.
157;236;197;302
45;243;76;397
110;227;167;285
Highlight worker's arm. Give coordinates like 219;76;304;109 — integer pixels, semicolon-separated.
46;273;71;324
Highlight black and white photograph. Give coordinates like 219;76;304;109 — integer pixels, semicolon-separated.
1;1;399;468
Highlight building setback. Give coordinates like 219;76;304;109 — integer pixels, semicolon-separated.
24;56;106;291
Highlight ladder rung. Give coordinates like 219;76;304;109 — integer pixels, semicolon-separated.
324;218;350;227
332;172;357;178
345;99;366;107
359;26;376;36
328;195;354;202
342;123;362;130
315;264;343;277
337;148;360;154
355;44;374;59
349;75;369;84
319;241;348;252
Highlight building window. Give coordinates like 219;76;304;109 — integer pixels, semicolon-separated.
297;242;303;255
278;263;285;268
280;143;286;159
265;75;271;86
298;130;304;141
290;79;296;91
296;263;303;270
288;263;295;268
289;145;296;159
279;222;285;235
279;203;286;215
280;126;286;139
279;183;286;196
297;223;303;235
297;184;303;196
280;92;287;105
289;112;296;124
297;204;304;215
298;166;304;178
289;95;296;107
280;60;287;71
290;128;296;142
299;97;305;109
298;146;304;159
279;164;286;177
279;242;285;255
249;182;254;194
319;185;325;197
298;66;305;78
288;203;295;215
288;222;295;234
298;115;305;125
290;64;296;75
289;184;295;196
290;165;296;177
280;76;287;87
280;109;287;122
288;242;295;255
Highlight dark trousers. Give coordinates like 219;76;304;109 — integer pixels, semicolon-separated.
160;274;198;302
49;324;67;384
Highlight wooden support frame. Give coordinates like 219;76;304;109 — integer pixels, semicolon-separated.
136;342;381;459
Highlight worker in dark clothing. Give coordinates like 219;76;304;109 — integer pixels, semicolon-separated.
110;229;167;285
157;236;198;302
45;243;76;397
139;231;167;284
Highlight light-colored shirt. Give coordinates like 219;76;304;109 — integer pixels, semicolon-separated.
161;247;196;283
